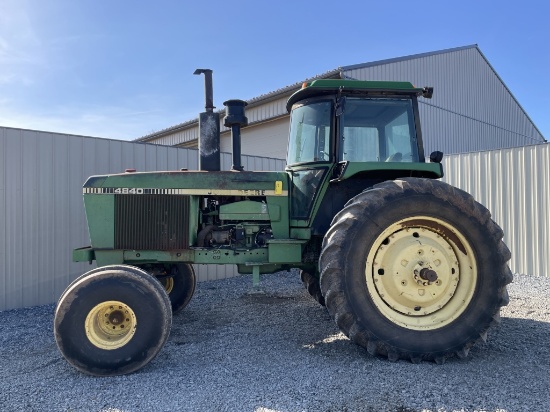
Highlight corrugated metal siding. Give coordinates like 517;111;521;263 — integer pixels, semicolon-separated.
343;47;545;155
146;96;291;148
220;117;290;160
233;97;289;127
147;126;199;146
0;127;285;311
441;143;549;277
218;152;286;172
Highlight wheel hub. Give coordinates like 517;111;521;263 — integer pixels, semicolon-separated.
160;277;174;294
85;300;137;350
419;268;438;282
366;217;477;330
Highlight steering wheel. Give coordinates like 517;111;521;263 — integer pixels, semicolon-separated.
385;152;402;162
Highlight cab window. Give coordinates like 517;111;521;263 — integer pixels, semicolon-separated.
287;101;332;165
341;98;419;162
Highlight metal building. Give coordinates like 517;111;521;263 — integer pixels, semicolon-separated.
136;45;546;158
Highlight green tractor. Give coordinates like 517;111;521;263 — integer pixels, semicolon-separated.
54;73;512;376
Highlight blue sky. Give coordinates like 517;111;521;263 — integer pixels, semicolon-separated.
1;0;549;141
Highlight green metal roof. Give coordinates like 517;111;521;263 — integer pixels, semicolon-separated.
286;79;424;111
305;79;418;90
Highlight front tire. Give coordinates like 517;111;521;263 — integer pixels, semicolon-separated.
320;178;512;363
300;270;325;306
54;265;172;376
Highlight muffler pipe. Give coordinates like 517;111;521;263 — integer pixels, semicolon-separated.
194;69;220;171
194;68;214;112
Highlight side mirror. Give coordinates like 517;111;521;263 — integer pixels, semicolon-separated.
422;87;434;99
430;151;444;163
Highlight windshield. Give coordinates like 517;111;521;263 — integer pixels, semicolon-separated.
287;101;332;165
340;98;419;162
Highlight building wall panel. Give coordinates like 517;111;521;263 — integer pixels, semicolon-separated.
220;117;290;159
0;127;285;311
442;143;549;277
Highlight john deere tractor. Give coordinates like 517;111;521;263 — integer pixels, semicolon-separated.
54;72;512;376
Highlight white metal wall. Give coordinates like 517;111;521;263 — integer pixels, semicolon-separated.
139;96;290;148
441;143;549;277
0;127;285;311
220;117;290;160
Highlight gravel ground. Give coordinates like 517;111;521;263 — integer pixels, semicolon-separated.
1;270;549;412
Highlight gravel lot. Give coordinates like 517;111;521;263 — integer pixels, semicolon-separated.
1;270;549;412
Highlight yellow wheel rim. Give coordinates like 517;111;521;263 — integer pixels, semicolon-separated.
85;300;137;350
160;277;174;294
365;216;477;330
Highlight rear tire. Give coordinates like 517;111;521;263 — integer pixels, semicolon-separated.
320;178;512;363
54;265;172;376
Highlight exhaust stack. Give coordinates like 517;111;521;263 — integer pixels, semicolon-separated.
194;69;220;171
223;99;248;171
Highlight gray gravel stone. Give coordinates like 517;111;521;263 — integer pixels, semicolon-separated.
1;270;549;411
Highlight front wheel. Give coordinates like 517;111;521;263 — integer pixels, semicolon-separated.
320;178;512;363
54;265;172;376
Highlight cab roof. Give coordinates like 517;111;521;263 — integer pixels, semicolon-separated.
286;79;428;112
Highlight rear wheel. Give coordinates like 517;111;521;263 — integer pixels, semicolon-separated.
54;265;172;376
320;178;512;363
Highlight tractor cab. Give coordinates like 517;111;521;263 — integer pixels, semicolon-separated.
285;80;442;232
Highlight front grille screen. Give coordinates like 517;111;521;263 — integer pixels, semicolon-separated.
115;195;190;250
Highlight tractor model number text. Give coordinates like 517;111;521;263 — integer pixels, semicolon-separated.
114;188;144;194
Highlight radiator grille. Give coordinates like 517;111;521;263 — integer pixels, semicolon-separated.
115;195;190;250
